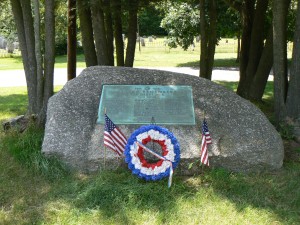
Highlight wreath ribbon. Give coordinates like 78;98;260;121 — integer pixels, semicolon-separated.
124;125;180;187
136;141;173;188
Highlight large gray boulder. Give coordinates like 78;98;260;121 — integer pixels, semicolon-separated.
42;66;284;174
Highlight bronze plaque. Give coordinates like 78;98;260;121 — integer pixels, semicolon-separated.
97;85;195;125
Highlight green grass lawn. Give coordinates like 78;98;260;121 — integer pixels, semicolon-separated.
0;38;241;71
1;84;300;224
0;52;239;70
0;38;292;70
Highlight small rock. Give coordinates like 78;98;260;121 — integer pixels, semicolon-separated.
2;114;36;132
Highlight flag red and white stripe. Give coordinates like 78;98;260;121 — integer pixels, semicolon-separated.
200;119;212;166
104;114;127;156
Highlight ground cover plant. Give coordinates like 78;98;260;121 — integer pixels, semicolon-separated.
0;83;299;224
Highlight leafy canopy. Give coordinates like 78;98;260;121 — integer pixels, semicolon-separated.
160;3;200;50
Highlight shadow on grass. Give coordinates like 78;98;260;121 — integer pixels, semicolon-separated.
71;170;195;224
177;58;239;69
1;147;300;224
49;166;300;224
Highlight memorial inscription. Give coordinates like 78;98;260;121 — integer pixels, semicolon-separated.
97;85;195;125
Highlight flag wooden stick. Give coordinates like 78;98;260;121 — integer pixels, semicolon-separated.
201;109;205;172
104;107;107;170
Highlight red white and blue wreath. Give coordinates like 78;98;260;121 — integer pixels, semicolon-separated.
124;125;180;185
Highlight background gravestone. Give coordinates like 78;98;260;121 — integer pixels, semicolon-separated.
140;38;145;47
42;66;284;174
0;37;4;49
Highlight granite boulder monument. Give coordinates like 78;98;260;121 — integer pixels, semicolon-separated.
42;66;284;174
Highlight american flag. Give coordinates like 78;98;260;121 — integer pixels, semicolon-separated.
200;119;212;166
104;114;127;156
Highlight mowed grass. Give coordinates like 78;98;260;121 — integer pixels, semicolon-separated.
1;84;300;224
0;38;241;70
0;38;293;70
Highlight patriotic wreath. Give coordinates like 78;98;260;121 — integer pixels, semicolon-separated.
124;125;180;181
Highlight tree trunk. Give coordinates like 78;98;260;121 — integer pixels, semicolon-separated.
273;0;290;125
206;0;217;80
91;0;110;65
68;0;77;81
286;0;300;120
199;0;217;80
11;0;31;103
125;0;138;67
103;0;114;66
11;0;55;126
33;0;43;112
21;0;38;114
236;33;240;63
200;0;208;78
40;0;55;125
111;0;124;66
249;28;273;100
236;0;256;98
77;0;97;67
244;0;269;88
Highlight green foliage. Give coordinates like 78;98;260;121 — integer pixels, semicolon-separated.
55;41;68;56
54;0;69;56
287;0;298;41
139;5;167;36
217;6;241;38
160;3;200;50
0;0;17;43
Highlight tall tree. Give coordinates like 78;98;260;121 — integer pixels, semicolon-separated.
33;0;43;112
111;0;124;66
125;0;139;67
200;0;217;80
10;0;55;125
68;0;77;80
287;0;300;120
103;0;114;66
160;3;200;50
273;0;300;126
42;0;55;124
225;0;273;101
90;0;110;65
77;0;98;67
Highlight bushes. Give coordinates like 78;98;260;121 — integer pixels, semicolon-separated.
55;41;84;56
